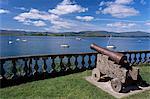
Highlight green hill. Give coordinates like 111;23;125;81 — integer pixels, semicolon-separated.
0;30;150;37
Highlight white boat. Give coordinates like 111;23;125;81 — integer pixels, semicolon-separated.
106;45;116;49
76;37;82;40
106;35;116;49
60;34;70;48
16;38;20;41
60;44;70;48
137;40;142;43
8;41;13;44
22;39;27;42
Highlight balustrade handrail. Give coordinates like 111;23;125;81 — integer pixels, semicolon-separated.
0;50;150;60
120;50;150;53
0;52;98;60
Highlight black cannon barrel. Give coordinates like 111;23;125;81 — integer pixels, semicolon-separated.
90;43;127;64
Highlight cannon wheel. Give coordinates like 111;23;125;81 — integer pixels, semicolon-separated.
92;68;101;81
111;78;122;92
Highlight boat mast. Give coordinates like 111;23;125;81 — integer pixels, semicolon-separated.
107;34;112;46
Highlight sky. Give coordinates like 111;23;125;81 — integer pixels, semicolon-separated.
0;0;150;32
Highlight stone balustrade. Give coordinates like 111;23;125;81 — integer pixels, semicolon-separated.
0;50;149;87
121;50;150;65
0;52;97;87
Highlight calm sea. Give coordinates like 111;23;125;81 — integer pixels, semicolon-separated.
0;36;150;57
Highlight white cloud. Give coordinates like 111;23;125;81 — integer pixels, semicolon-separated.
98;0;139;18
21;20;46;27
14;8;59;27
48;0;88;15
115;0;133;4
45;19;101;32
76;16;94;21
14;0;89;31
46;0;88;31
0;8;9;14
95;18;149;23
99;1;105;6
14;8;75;29
102;4;139;18
99;1;113;7
107;22;136;28
32;21;46;27
14;7;27;11
13;1;104;32
14;8;59;22
145;22;150;26
51;19;74;30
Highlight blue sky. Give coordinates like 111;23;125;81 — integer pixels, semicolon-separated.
0;0;150;32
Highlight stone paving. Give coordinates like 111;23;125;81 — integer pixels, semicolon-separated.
85;76;150;99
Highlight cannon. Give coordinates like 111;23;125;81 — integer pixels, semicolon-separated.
90;43;143;92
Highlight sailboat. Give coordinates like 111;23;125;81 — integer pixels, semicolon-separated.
8;36;13;44
22;39;27;42
60;34;70;48
16;38;20;41
60;44;69;48
76;37;82;40
137;39;142;43
8;41;13;44
106;35;116;49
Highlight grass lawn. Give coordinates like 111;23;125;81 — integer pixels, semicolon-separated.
0;65;150;99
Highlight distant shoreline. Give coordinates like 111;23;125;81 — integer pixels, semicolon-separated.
0;34;149;38
1;30;149;37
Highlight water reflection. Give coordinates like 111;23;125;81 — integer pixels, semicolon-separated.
0;36;150;57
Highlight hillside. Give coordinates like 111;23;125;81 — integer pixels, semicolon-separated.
0;30;150;37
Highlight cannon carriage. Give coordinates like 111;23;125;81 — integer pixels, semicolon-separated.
90;43;143;92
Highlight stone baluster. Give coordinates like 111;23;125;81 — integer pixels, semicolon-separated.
145;53;150;64
12;59;17;79
51;56;56;73
67;56;71;71
94;54;97;68
42;57;48;73
23;58;28;77
128;53;132;64
88;54;92;69
138;53;142;65
42;57;48;79
33;58;39;78
0;60;6;80
81;55;85;69
74;55;78;70
28;58;32;75
143;53;147;63
59;56;65;72
133;53;137;65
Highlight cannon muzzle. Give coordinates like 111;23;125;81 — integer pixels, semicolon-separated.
90;43;127;64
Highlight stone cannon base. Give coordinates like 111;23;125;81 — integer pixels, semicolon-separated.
85;76;150;98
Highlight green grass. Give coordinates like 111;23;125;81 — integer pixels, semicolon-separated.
0;65;150;99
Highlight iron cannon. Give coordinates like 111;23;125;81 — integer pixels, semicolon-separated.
90;43;144;92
